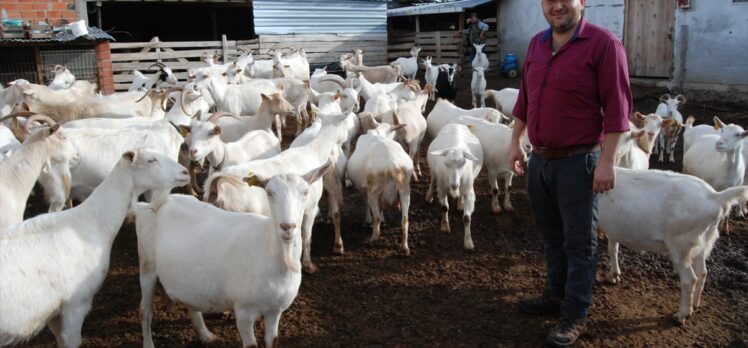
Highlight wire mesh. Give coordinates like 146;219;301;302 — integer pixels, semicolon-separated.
0;47;38;86
40;48;99;84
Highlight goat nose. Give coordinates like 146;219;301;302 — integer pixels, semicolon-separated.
280;223;296;232
450;184;459;190
182;170;189;175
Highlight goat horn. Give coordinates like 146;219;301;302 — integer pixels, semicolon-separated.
24;114;57;133
181;89;201;119
148;62;166;70
135;89;153;103
207;112;241;123
0;111;37;123
160;86;184;112
237;47;249;53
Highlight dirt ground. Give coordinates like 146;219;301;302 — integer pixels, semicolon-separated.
18;72;748;347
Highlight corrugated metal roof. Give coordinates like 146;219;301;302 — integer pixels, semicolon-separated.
388;0;494;17
0;27;114;44
253;0;387;35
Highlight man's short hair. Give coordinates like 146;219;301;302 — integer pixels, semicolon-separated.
470;12;478;18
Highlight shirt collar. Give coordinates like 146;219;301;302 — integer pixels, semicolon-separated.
540;17;589;43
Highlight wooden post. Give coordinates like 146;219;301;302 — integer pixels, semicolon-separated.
458;12;465;66
154;36;161;63
415;16;420;33
435;31;442;64
222;34;229;64
34;47;44;84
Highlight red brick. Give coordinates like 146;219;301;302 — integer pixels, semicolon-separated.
52;2;67;10
32;3;48;10
13;3;33;10
47;10;62;18
5;10;21;18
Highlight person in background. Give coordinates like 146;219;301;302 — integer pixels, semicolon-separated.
463;12;489;62
507;0;633;346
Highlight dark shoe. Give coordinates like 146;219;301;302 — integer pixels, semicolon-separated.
546;317;588;347
518;290;561;316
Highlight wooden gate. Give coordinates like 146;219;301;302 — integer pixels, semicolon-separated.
624;0;675;78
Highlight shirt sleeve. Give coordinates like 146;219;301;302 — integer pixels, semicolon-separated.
479;22;489;31
513;40;534;123
598;38;632;134
463;28;469;35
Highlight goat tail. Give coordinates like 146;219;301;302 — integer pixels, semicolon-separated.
685;116;696;128
713;186;748;213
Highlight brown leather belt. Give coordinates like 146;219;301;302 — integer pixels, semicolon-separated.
533;143;601;160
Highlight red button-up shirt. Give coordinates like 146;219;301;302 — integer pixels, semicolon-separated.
513;19;632;149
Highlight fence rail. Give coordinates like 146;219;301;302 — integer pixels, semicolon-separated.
110;33;387;91
388;30;501;68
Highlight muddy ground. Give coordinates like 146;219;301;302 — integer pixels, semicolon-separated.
18;73;748;347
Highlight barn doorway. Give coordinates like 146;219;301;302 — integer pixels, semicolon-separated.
624;0;675;78
87;1;255;42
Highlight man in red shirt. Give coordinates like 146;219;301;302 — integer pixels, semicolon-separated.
508;0;632;346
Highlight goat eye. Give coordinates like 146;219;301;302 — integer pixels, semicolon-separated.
147;159;157;164
303;191;309;196
267;191;273;197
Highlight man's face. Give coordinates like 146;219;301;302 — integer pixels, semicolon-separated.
542;0;585;33
469;15;478;24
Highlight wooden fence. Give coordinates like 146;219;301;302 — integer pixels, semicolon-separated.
388;30;501;68
110;33;387;91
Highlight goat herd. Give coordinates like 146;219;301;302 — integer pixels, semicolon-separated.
0;44;745;347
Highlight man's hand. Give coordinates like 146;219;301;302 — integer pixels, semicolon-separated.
593;160;615;193
508;145;526;176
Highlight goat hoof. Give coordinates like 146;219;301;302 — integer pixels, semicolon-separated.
491;203;503;215
400;245;411;256
200;332;219;344
605;274;620;285
672;311;690;325
440;222;450;234
503;204;514;213
464;241;475;252
333;244;345;255
304;263;318;274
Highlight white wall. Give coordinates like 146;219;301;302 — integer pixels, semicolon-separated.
499;0;624;70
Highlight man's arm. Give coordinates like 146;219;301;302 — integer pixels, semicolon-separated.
595;38;633;193
508;119;528;176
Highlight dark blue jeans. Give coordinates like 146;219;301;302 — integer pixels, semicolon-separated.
526;151;600;320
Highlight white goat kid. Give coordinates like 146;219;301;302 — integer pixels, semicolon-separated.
683;117;747;193
0;115;75;228
471;43;489;69
135;163;329;348
471;67;487;108
391;46;421;80
654;93;686;162
48;65;76;90
598;168;748;324
426;123;483;251
616;112;674;170
422;56;440;101
0;149;188;347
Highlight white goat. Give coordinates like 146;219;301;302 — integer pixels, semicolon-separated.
422;56;440;101
208;93;296;143
451;116;515;214
683;117;747;192
48;65;76;90
127;63;179;92
471;67;487;108
471;43;489;69
654;93;686;162
0;115;75;228
184;113;280;176
683;116;719;154
599;168;748;324
340;54;401;84
347;120;413;254
310;67;347;94
0;123;21;161
135;162;329;348
426;98;507;138
615;112;674;170
426;123;483;251
0;149;188;347
193;71;280;117
483;88;518;119
391;46;421;81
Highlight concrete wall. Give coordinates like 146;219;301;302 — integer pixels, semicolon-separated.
673;0;748;88
499;0;623;69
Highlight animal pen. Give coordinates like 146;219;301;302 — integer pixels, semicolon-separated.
387;0;501;67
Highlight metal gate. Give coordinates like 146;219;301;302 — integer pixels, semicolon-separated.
0;47;38;86
39;48;99;85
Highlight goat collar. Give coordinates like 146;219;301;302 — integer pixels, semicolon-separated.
213;144;227;171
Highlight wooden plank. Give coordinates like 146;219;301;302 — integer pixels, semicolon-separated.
111;41;225;49
259;34;386;43
435;31;442;64
221;34;229;64
112;49;240;62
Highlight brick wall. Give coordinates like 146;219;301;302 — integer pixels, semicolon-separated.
0;0;78;24
95;41;114;94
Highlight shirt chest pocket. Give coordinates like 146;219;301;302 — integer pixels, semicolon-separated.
551;60;596;93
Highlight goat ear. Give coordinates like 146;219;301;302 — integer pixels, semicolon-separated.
660;94;671;103
302;159;334;185
222;72;228;76
675;94;687;105
243;173;267;189
178;125;191;136
333;92;342;100
358;112;377;131
429;149;448;157
122;151;136;162
392;111;401;126
631;130;646;139
22;103;31;111
389;124;407;134
742;130;748;138
713;116;725;130
49;123;61;134
662;118;677;126
634;111;646;121
211;125;221;136
260;94;270;101
463;150;480;162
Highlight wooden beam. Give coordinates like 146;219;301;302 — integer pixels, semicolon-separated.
415;16;420;33
222;35;229;64
458;12;465;67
